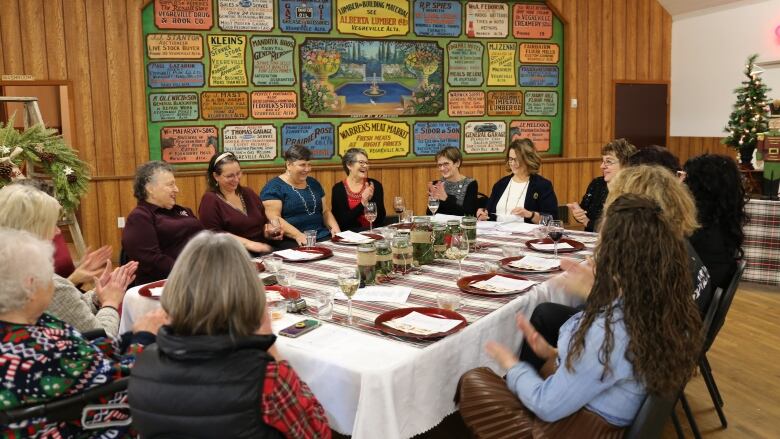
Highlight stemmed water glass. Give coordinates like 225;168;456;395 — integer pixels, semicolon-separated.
536;214;553;239
427;196;440;216
337;267;361;325
365;202;378;232
448;234;469;278
547;220;564;258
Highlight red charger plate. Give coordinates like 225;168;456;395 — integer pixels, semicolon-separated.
331;233;384;245
525;238;585;254
457;273;533;297
138;279;166;300
388;223;413;230
374;307;467;340
276;246;333;262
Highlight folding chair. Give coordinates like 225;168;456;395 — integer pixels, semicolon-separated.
624;392;682;439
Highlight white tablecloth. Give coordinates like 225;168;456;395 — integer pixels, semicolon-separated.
119;231;591;438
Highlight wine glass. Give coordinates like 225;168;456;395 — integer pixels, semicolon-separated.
448;234;469;278
337;267;361;325
393;196;405;219
547;220;564;258
536;214;553;239
427;196;440;216
276;269;297;299
365;202;378;232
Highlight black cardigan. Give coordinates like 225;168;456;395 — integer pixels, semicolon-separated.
485;174;558;222
579;177;609;232
331;178;386;231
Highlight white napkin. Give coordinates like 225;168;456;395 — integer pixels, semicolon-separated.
509;255;560;271
383;311;462;335
335;286;412;303
496;221;540;234
431;213;463;223
274;249;319;260
335;230;374;243
471;275;537;293
531;242;574;251
266;291;285;302
149;286;164;297
476;221;499;230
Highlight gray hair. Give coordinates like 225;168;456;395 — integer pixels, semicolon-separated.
162;231;266;337
133;161;174;201
0;184;61;239
341;148;368;175
0;228;54;314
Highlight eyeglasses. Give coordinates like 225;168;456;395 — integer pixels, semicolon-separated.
354;160;369;166
436;162;453;168
601;159;619;166
507;157;518;164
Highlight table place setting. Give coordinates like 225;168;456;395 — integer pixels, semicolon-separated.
273;247;332;261
430;213;463;223
333;230;380;244
334;285;412;303
381;310;464;336
495;221;540;234
469;275;538;293
507;255;562;271
526;239;580;252
147;286;164;298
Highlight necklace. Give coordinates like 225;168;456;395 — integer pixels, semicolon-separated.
289;182;318;215
217;189;247;215
344;178;366;199
503;179;529;214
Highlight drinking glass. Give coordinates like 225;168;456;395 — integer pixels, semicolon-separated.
304;230;317;247
276;270;296;299
427;197;440;216
547;220;564;258
447;234;469;278
393;196;405;218
536;214;554;239
365;202;378;231
337;267;361;325
264;256;283;274
312;289;335;320
266;217;282;239
402;209;414;224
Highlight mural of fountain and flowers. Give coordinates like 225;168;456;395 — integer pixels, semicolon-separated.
300;41;443;116
403;49;443;115
302;49;341;112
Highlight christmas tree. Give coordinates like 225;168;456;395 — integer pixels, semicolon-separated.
723;54;770;168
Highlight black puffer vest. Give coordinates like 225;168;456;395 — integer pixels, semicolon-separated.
129;326;283;439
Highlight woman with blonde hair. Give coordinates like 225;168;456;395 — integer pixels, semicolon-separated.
129;231;330;438
0;184;136;336
477;138;558;223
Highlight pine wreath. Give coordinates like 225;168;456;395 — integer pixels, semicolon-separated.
0;119;90;213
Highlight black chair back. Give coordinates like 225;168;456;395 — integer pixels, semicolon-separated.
476;192;489;210
0;377;129;425
624;392;677;439
704;260;746;351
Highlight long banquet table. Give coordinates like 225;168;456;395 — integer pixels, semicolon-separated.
119;224;594;438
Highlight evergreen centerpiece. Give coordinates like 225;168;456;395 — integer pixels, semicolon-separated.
723;54;770;169
0;119;90;213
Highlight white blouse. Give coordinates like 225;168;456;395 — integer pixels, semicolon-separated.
495;178;529;222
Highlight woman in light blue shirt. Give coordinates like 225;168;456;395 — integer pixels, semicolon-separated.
457;194;704;437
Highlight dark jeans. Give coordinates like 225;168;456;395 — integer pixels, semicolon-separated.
519;302;580;370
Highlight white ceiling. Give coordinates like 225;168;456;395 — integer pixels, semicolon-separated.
657;0;758;16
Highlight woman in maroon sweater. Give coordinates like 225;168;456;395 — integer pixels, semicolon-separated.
199;152;284;254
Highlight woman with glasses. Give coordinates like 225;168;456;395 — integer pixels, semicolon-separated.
567;139;637;232
477;138;558;223
331;148;386;231
427;146;478;216
260;145;340;245
199;152;285;255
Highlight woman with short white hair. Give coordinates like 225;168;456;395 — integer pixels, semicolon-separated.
0;228;164;437
0;184;134;336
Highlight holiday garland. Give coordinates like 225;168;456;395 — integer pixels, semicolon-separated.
0;119;90;213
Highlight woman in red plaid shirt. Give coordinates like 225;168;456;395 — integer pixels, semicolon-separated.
129;231;330;438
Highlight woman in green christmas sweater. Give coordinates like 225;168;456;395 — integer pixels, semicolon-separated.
0;228;165;438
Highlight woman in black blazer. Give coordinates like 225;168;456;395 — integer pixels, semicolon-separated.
331;147;386;231
477;138;558;223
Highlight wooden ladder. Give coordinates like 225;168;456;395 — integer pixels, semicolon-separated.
0;96;87;259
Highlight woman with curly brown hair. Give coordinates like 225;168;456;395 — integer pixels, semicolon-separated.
456;194;703;438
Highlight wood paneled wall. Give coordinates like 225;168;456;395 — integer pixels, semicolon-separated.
1;0;724;258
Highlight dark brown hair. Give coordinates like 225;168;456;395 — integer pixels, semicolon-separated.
506;138;541;174
566;194;703;397
435;146;463;167
601;138;637;166
206;151;240;191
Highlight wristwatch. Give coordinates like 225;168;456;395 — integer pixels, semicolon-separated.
526;211;535;220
